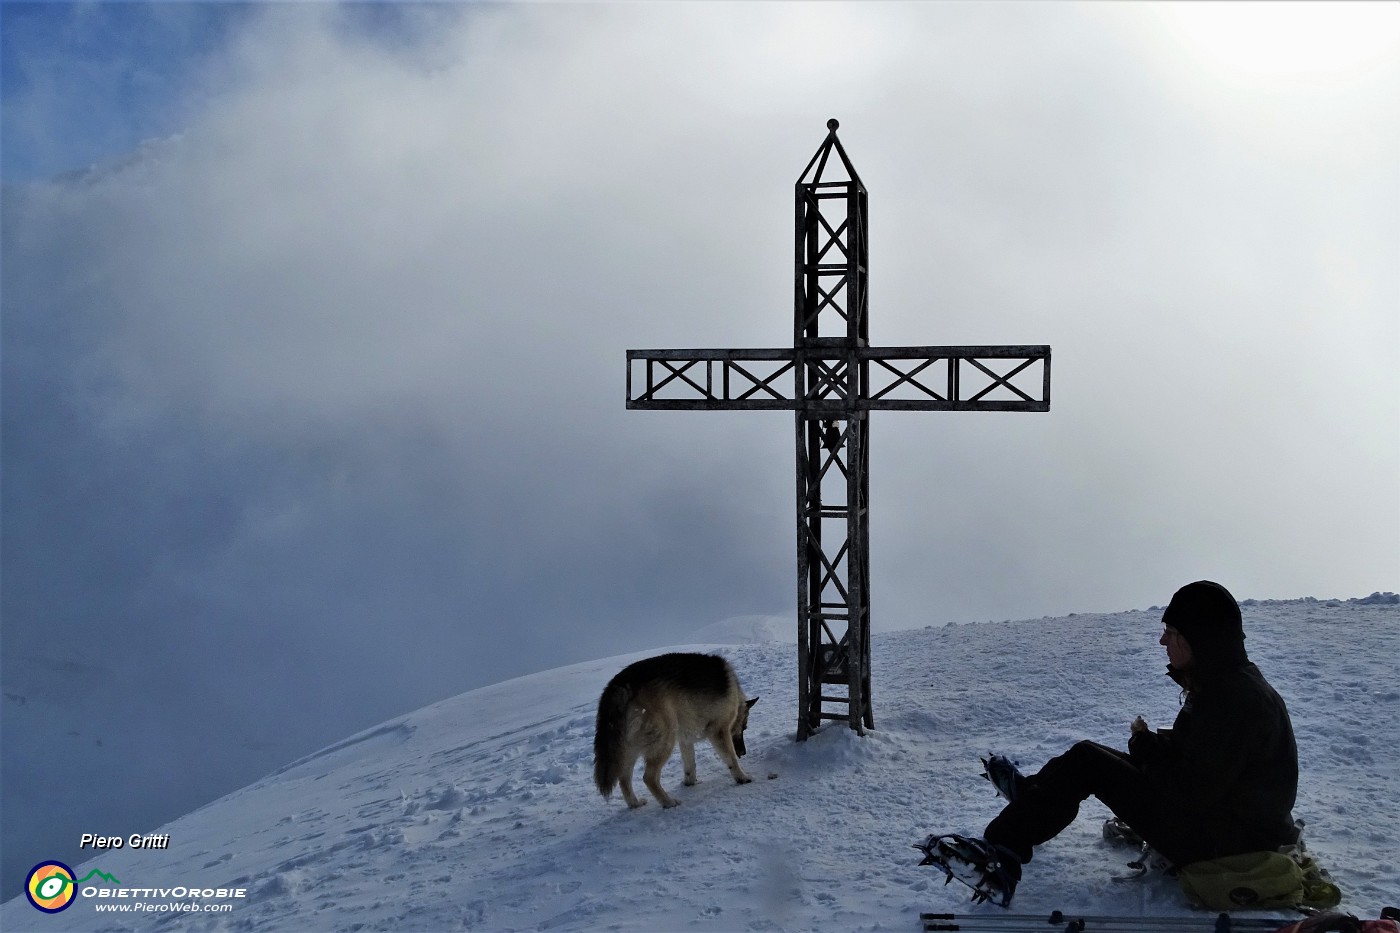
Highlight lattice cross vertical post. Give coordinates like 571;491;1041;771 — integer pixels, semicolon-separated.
794;122;874;735
626;120;1051;740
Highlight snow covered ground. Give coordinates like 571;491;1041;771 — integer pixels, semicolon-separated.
5;597;1397;932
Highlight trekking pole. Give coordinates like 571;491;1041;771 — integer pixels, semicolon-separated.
920;911;1293;932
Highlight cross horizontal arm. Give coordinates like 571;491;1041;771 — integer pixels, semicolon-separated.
626;346;1050;412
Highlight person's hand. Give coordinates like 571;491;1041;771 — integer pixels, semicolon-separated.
1131;716;1149;735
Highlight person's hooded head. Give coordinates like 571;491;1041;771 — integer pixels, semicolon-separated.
1161;580;1248;672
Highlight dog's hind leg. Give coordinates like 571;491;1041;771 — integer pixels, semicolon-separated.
680;740;699;786
617;752;646;809
642;746;680;808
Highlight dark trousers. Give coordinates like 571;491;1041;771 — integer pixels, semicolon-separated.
982;740;1217;868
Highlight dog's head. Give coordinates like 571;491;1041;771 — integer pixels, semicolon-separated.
732;696;759;756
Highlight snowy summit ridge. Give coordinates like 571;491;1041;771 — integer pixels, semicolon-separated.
5;598;1397;931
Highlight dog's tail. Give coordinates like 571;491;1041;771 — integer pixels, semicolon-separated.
593;679;634;798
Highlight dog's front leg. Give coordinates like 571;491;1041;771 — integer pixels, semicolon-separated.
711;734;754;785
681;740;699;785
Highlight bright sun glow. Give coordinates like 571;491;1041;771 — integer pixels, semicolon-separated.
1150;1;1399;79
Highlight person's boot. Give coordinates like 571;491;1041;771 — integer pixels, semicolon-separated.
915;833;1022;908
980;754;1026;804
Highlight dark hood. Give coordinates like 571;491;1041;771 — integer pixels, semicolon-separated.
1162;580;1249;672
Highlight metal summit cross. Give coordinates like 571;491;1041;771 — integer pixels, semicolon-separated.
626;120;1051;740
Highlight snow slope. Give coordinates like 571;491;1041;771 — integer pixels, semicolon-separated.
5;598;1397;932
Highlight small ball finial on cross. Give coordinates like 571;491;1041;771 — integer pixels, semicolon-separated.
827;118;839;132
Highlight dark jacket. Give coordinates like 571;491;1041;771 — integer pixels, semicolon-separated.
1129;658;1299;857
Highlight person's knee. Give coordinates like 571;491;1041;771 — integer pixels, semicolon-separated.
1066;740;1102;764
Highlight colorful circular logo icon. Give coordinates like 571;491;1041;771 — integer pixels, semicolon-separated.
26;861;77;913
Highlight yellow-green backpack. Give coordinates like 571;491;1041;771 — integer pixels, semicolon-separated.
1177;847;1342;911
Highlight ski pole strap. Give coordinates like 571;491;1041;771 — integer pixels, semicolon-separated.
920;911;1295;932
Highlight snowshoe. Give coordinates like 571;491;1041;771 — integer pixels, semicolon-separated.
914;833;1021;908
980;754;1024;804
1102;816;1146;848
1111;840;1173;882
1102;817;1172;881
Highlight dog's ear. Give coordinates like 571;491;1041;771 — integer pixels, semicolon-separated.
746;696;759;709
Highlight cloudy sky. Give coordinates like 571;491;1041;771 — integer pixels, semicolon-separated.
3;0;1396;894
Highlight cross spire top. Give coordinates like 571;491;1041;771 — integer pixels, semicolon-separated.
799;117;862;187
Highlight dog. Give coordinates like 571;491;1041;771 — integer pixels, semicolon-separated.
593;652;758;808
